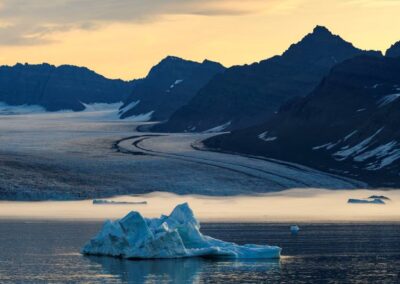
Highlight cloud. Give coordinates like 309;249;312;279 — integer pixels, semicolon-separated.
0;0;268;45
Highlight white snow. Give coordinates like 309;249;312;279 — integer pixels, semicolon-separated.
258;132;277;142
333;128;383;161
203;121;231;133
313;131;357;151
119;100;140;114
82;102;122;112
170;79;184;89
81;203;281;259
344;130;358;141
377;93;400;107
354;141;397;162
365;147;400;171
313;141;338;151
79;102;132;121
125;111;154;122
0;102;47;115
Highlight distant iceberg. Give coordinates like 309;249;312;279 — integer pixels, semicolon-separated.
93;199;147;205
368;195;390;200
347;198;385;204
81;203;281;259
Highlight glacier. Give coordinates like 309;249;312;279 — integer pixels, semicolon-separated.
81;203;281;259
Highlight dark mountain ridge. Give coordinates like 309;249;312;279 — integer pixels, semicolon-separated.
205;55;400;187
386;41;400;57
119;56;225;121
0;63;134;111
154;26;382;133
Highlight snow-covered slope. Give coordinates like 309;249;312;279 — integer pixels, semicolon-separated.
81;203;281;259
205;55;400;187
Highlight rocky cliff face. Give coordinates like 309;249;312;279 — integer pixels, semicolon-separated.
205;55;400;187
0;63;134;111
119;56;225;121
155;26;382;133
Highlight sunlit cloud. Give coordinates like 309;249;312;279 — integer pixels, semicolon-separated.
0;0;271;45
343;0;400;7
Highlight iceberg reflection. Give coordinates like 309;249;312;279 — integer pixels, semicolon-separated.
88;256;280;283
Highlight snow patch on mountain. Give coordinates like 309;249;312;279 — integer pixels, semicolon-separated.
119;100;140;115
203;121;231;133
333;128;384;161
170;79;184;89
313;131;357;151
378;93;400;107
258;132;277;142
127;111;154;122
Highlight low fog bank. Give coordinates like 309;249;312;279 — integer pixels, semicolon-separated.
0;190;399;222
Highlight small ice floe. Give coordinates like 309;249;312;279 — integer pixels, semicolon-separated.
93;200;147;205
81;203;281;259
368;195;390;200
290;225;300;235
347;198;385;205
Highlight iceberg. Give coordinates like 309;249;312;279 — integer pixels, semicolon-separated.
81;203;281;259
347;198;385;204
368;195;390;200
92;199;147;205
290;225;300;235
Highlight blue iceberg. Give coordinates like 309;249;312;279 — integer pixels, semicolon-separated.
81;203;281;259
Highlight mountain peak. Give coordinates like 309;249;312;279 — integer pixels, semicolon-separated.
312;25;332;36
386;41;400;57
161;55;185;63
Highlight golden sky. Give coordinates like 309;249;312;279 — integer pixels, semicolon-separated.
0;0;399;80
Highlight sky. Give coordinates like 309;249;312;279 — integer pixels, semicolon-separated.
0;0;399;80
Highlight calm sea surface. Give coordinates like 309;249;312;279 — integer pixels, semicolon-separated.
0;221;399;283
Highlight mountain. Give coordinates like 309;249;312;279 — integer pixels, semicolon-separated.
154;26;382;133
119;56;225;121
386;41;400;57
0;63;134;111
205;55;400;187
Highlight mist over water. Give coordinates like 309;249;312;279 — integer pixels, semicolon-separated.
1;189;399;222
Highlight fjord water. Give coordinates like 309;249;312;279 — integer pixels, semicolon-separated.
1;221;399;283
